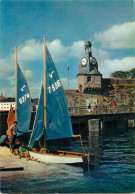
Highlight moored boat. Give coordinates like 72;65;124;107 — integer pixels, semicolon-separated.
28;36;93;165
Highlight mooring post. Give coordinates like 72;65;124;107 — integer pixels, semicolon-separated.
116;118;128;130
88;119;101;136
128;119;135;128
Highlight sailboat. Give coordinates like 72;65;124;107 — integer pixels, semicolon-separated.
14;47;31;136
28;36;91;164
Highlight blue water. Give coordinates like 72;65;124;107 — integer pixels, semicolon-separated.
1;127;135;193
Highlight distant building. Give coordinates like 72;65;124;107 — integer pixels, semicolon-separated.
31;98;38;111
0;98;15;111
65;40;135;109
77;40;102;93
77;40;135;94
0;97;38;112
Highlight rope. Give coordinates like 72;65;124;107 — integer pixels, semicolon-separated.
79;135;87;154
79;135;91;166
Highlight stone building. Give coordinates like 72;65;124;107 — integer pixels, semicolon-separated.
77;40;102;93
65;40;135;111
0;97;38;112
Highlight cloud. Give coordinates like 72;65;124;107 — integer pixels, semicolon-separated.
1;87;15;97
29;81;43;97
0;58;16;88
0;39;82;97
15;39;109;63
92;46;110;62
68;40;84;58
47;40;68;62
15;38;108;64
101;57;135;78
0;59;14;78
23;69;33;81
0;57;33;88
1;38;134;97
61;78;78;89
47;39;84;62
94;21;135;48
11;39;43;61
11;39;84;63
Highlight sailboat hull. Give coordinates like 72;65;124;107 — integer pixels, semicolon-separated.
28;150;89;164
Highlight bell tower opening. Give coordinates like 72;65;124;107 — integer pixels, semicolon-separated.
85;40;92;57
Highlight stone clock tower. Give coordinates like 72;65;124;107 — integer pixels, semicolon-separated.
77;40;102;92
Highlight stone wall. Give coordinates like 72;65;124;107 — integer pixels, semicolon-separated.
77;74;102;91
102;78;135;89
84;75;102;89
65;87;135;109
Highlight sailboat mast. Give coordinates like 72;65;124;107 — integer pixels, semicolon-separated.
15;46;17;121
43;35;46;148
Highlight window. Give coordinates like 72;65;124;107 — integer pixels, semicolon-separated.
87;76;91;82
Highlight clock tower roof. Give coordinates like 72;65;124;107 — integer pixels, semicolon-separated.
85;40;92;47
89;68;102;75
78;40;101;75
77;40;103;92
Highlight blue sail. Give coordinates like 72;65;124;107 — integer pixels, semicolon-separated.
28;47;73;147
46;47;73;140
17;64;31;136
28;85;44;148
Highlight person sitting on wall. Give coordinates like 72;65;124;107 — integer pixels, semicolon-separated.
111;100;117;111
12;139;21;154
94;102;97;112
112;101;116;107
16;142;31;161
88;103;91;109
88;103;92;113
16;142;39;162
0;132;8;146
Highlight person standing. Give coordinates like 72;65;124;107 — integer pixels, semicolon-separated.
10;121;18;151
111;100;116;110
10;121;24;151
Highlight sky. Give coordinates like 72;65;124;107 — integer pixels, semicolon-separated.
0;0;135;98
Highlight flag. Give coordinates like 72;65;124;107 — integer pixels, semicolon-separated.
7;104;15;137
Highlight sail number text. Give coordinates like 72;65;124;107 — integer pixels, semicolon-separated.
48;80;61;94
19;93;30;104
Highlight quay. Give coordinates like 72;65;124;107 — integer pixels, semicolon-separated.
0;104;135;136
70;106;135;129
0;146;41;171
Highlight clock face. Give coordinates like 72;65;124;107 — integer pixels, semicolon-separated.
90;57;96;65
81;57;87;66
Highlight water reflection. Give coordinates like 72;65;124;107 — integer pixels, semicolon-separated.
1;126;135;193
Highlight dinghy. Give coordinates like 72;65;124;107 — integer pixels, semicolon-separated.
28;36;92;164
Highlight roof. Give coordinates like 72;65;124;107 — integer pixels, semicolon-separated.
0;97;39;103
85;40;92;47
89;68;102;75
0;97;15;102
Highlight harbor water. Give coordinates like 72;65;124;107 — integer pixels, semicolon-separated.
1;127;135;193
